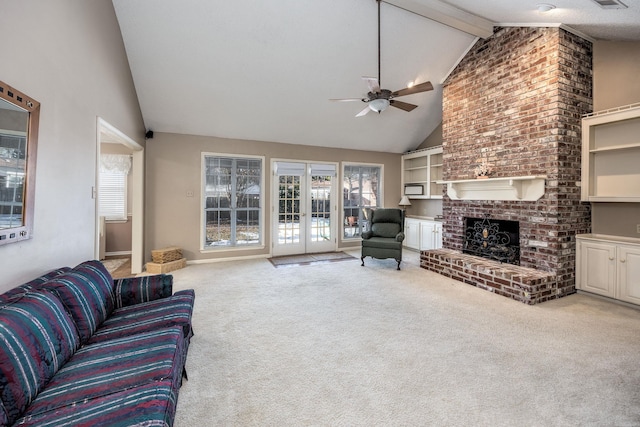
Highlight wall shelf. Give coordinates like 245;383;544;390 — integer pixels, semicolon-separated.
437;176;547;201
401;146;443;199
581;105;640;202
589;142;640;153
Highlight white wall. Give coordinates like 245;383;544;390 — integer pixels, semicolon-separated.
0;0;145;290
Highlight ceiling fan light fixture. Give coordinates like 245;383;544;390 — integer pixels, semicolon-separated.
369;98;390;113
329;0;433;116
536;3;556;12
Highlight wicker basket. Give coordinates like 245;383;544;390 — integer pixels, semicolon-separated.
146;258;187;274
151;247;183;264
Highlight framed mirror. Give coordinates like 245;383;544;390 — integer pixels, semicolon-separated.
0;81;40;246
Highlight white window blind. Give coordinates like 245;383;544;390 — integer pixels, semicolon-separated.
99;171;127;220
99;154;130;221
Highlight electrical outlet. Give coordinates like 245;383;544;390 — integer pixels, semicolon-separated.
186;190;194;198
637;224;640;234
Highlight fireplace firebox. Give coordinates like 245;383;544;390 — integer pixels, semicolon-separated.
463;216;520;265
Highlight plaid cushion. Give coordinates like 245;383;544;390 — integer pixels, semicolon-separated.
0;396;9;426
43;260;115;344
88;290;194;345
14;380;177;427
24;327;184;419
23;267;73;288
0;291;80;425
113;274;173;308
0;267;71;306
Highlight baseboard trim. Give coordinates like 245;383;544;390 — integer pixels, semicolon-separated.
576;290;640;311
187;253;270;265
105;251;132;257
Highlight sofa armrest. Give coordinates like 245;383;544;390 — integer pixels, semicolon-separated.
395;232;405;243
361;231;373;239
113;274;173;308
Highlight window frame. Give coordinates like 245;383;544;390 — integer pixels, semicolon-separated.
200;152;265;252
341;162;384;240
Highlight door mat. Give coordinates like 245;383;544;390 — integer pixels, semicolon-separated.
269;252;356;268
101;258;128;275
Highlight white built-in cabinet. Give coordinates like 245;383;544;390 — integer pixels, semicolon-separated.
404;219;420;249
404;217;442;251
581;104;640;202
419;221;443;251
576;234;640;306
401;146;443;199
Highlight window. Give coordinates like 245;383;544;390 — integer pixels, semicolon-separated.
343;164;382;239
99;154;130;221
203;154;263;248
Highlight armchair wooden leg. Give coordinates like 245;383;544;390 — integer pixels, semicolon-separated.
361;256;365;266
396;259;401;270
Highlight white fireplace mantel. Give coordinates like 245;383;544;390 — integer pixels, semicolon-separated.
436;176;547;201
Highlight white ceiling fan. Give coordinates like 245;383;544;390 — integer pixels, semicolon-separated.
330;0;434;117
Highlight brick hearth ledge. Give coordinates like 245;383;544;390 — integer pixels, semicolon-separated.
420;249;557;305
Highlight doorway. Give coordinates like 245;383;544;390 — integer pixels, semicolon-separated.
96;118;144;274
272;161;337;257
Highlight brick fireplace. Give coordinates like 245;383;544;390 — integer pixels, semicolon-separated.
463;216;520;265
420;27;593;304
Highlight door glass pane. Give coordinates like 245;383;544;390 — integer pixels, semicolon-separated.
278;175;301;245
310;174;331;242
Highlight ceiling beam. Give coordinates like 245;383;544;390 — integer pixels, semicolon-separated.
383;0;494;39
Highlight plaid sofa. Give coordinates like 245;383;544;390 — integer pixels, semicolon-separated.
0;260;195;427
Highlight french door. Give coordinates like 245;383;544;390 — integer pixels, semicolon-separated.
272;161;337;257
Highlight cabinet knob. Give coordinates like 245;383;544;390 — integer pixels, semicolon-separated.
609;257;614;261
620;259;626;263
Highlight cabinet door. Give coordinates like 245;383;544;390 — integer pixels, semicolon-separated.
404;219;420;250
419;221;435;250
577;241;616;298
617;245;640;305
433;223;443;249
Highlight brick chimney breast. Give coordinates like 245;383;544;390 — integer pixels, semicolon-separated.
439;27;592;301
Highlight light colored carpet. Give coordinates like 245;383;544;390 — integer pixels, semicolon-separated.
171;250;640;426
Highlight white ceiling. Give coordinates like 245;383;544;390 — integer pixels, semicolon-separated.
112;0;640;154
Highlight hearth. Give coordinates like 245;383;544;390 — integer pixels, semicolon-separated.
463;216;519;265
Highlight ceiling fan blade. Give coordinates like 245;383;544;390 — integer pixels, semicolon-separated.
390;99;418;112
329;98;363;102
356;105;371;117
391;81;434;97
362;76;380;93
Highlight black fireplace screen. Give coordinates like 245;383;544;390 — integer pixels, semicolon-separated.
463;216;520;265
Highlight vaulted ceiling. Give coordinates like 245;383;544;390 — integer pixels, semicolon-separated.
112;0;640;153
